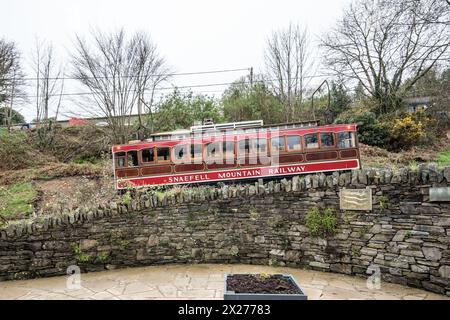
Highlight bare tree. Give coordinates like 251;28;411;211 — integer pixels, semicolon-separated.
71;28;171;144
321;0;450;114
31;39;64;125
0;39;25;131
265;23;313;122
132;33;171;136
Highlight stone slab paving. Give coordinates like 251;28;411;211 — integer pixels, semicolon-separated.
0;264;448;300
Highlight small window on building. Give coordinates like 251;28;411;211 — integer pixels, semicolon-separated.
142;148;155;163
127;151;139;167
271;137;286;153
304;133;319;149
116;152;126;168
320;133;335;148
157;147;170;162
337;132;356;148
287;136;301;151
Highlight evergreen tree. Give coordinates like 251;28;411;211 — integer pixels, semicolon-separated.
324;81;352;124
221;77;285;125
0;107;25;126
152;90;223;132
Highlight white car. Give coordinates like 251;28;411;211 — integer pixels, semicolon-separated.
95;121;109;127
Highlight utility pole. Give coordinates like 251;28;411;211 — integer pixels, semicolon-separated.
310;80;330;122
36;45;41;127
7;70;16;133
137;93;145;141
249;67;253;86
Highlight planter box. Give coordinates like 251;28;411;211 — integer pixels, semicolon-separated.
224;274;308;300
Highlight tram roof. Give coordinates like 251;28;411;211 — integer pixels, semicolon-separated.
113;120;357;152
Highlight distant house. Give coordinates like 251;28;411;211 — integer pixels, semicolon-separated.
402;96;433;113
68;118;89;126
0;114;143;130
402;96;449;118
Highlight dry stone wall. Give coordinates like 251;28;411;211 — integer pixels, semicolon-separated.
1;165;449;296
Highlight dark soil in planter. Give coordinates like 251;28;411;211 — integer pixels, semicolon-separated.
227;274;302;294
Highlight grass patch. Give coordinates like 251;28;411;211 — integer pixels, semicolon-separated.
408;160;419;171
0;182;37;219
0;162;104;186
437;150;450;168
73;155;103;165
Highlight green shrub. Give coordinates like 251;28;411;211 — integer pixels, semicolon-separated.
97;252;110;263
335;110;390;148
305;207;338;239
378;195;389;212
305;207;322;236
322;208;337;234
122;191;132;206
72;244;92;263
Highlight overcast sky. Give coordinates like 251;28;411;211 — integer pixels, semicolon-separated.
1;0;352;121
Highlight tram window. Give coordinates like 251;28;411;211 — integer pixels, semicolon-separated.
206;142;221;158
142;148;155;163
190;144;203;159
223;141;235;157
173;145;187;161
271;137;286;153
238;139;251;156
157;147;170;162
320;133;335;148
127;151;139;167
256;139;268;153
287;136;302;151
338;132;356;148
116;152;126;168
304;133;319;149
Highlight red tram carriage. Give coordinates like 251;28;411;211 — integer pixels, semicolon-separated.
112;120;360;189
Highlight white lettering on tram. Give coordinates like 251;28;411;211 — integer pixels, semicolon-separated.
217;169;262;179
268;166;306;175
168;174;210;183
166;165;307;184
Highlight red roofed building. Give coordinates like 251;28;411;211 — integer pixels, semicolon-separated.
68;118;89;126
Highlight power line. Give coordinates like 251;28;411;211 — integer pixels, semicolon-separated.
15;81;238;99
12;73;335;99
1;67;251;82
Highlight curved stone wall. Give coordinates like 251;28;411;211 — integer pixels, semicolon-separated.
1;165;449;296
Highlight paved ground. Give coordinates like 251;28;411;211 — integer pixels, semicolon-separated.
0;264;448;300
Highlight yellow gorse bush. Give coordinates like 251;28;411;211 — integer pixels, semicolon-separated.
390;113;428;150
